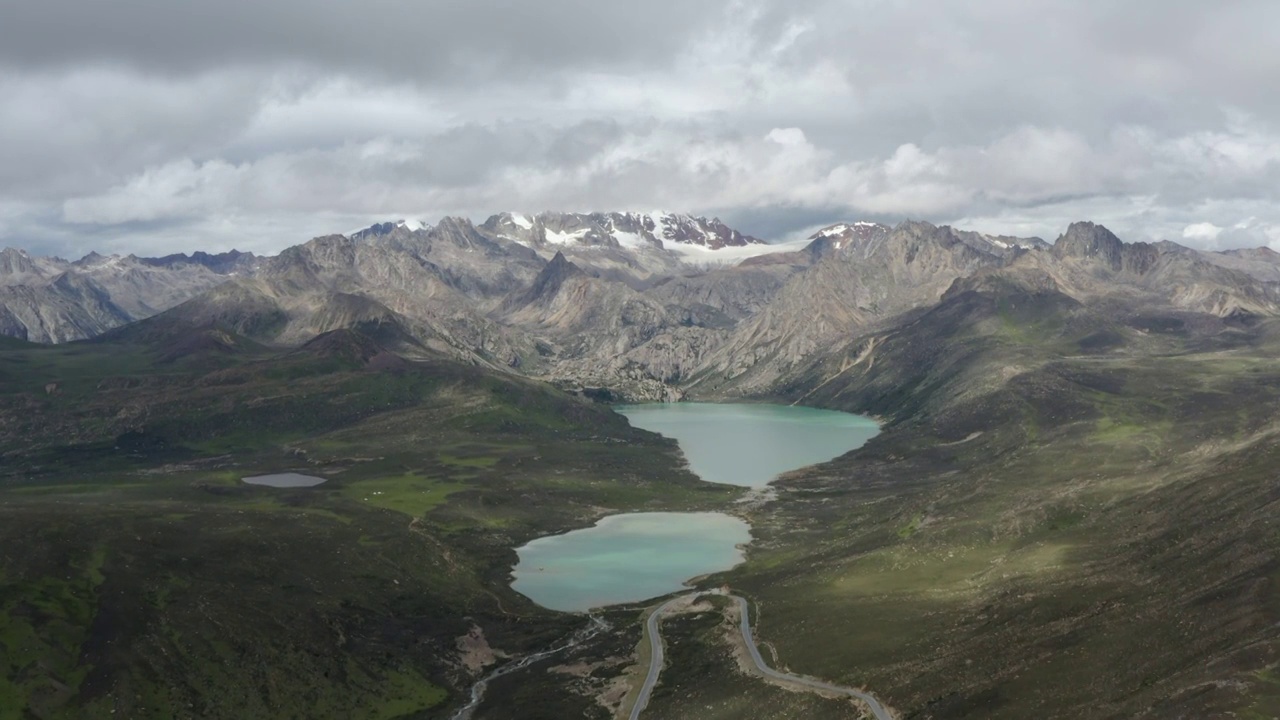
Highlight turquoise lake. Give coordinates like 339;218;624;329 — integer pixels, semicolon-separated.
616;402;880;487
510;512;751;612
511;404;878;611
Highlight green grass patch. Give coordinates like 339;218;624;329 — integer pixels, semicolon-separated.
10;482;150;495
897;513;924;538
340;474;467;518
1239;666;1280;720
369;668;449;718
1046;509;1086;532
0;545;106;720
438;453;499;468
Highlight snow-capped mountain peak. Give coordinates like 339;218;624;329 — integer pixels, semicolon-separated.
818;221;884;238
480;211;764;253
347;219;431;240
807;221;892;252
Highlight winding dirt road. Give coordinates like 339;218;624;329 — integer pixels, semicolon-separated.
627;591;893;720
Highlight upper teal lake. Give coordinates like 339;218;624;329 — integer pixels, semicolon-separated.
615;402;880;487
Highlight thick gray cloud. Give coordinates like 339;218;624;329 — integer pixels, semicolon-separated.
2;0;1280;257
0;0;728;80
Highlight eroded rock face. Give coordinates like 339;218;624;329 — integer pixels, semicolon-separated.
0;248;259;343
1025;223;1280;317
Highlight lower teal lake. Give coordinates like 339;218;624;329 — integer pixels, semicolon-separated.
615;402;880;487
510;512;750;612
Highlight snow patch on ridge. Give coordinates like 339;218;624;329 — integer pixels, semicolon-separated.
982;235;1041;250
612;229;648;249
818;221;882;238
667;238;811;265
544;228;591;245
643;213;671;240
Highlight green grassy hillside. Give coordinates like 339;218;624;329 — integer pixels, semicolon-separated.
0;328;739;719
715;287;1280;718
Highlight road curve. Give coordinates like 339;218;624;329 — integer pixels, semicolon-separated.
628;592;893;720
627;595;688;720
732;595;893;719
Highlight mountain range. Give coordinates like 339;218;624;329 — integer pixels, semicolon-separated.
5;212;1279;403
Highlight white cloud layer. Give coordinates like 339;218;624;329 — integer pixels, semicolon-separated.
2;1;1280;257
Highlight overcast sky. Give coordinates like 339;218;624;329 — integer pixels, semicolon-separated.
3;0;1280;258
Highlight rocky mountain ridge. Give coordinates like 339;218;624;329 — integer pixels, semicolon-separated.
4;216;1280;400
0;212;768;344
0;247;260;342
